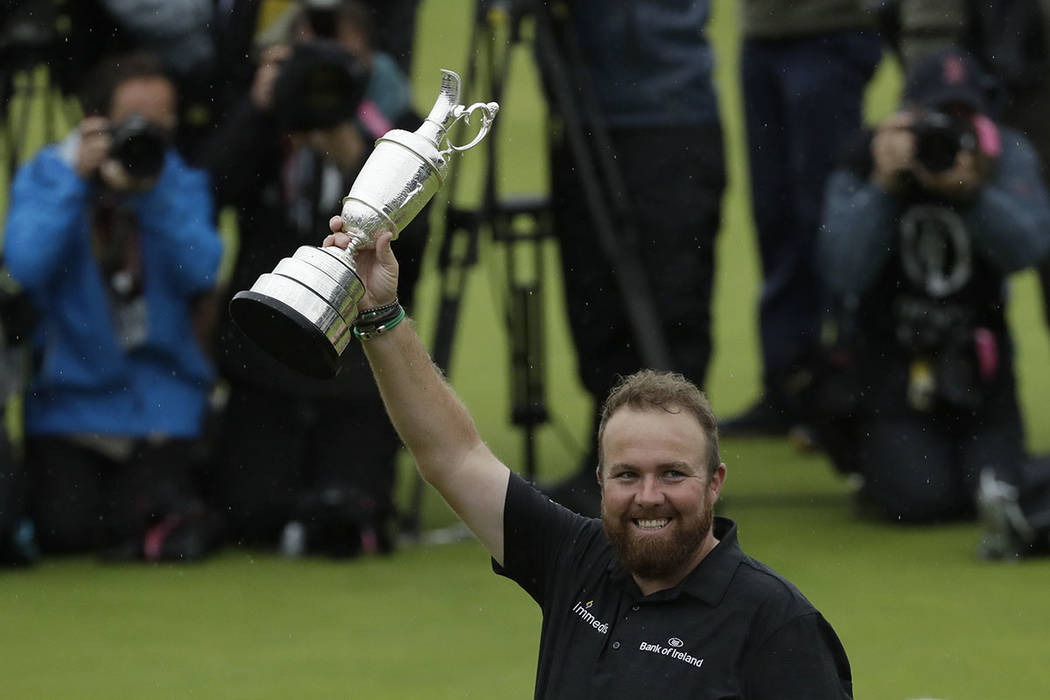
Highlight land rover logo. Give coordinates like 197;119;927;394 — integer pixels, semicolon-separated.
668;638;684;648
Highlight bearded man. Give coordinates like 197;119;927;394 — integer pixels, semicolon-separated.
316;222;853;698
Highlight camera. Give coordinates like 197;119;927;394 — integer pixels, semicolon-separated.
910;110;977;173
109;114;168;180
271;41;368;132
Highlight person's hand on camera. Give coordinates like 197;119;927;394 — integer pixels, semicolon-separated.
324;216;400;311
98;158;140;192
871;111;916;192
305;123;367;172
76;117;156;192
251;44;291;111
75;117;112;178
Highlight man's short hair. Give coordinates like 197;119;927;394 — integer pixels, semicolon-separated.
597;370;720;477
79;52;173;118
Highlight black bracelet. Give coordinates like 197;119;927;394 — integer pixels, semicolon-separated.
356;298;400;322
353;304;406;340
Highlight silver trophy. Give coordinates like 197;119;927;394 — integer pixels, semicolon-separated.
230;69;499;378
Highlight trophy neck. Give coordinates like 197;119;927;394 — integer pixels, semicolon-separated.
415;120;447;149
343;231;372;256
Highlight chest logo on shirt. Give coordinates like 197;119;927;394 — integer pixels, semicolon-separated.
639;638;705;670
571;600;609;635
899;204;972;298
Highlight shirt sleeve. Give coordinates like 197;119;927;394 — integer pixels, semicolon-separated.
818;168;901;298
492;472;602;606
964;129;1050;273
742;612;853;699
3;147;91;295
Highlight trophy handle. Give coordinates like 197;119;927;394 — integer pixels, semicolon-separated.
442;101;500;155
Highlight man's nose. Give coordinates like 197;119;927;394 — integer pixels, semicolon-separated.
635;475;665;506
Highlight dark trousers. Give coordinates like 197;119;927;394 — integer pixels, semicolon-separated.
828;348;1027;523
0;420;27;558
550;122;726;402
856;408;1024;523
742;31;883;393
26;437;202;553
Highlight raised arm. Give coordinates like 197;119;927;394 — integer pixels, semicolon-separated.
324;222;511;564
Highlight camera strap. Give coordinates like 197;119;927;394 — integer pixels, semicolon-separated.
92;196;148;351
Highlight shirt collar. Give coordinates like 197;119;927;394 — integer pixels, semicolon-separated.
675;516;743;605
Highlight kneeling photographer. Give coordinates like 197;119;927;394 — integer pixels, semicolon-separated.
815;48;1050;555
3;52;224;561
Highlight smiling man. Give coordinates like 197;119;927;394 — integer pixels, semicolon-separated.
323;223;853;698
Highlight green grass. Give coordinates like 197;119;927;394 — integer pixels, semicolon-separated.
3;1;1050;698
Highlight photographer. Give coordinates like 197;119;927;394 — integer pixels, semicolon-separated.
2;52;224;560
816;48;1050;532
203;38;428;556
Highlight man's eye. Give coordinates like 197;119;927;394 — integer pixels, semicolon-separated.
614;472;637;480
664;470;685;480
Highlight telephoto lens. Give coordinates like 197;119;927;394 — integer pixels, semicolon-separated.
911;111;977;173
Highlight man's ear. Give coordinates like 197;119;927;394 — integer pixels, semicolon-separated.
708;463;727;501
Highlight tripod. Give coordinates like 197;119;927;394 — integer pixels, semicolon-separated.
401;0;672;538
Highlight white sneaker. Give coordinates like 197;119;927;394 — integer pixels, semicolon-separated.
975;469;1033;561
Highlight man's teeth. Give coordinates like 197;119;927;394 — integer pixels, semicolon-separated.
635;519;669;529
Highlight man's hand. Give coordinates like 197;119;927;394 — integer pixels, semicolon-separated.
871;111;916;192
324;216;399;310
76;116;158;192
75;117;112;179
98;159;147;192
305;122;367;172
251;44;291;111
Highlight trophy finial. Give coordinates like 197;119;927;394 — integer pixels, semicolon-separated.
415;69;463;147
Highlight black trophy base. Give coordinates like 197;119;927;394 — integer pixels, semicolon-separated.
229;290;342;379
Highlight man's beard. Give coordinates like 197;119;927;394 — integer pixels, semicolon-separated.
603;494;715;581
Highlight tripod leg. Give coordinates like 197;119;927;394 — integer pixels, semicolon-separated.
499;198;552;480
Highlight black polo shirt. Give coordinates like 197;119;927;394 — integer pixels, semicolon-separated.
494;473;852;699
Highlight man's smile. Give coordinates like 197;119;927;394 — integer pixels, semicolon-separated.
633;518;671;530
